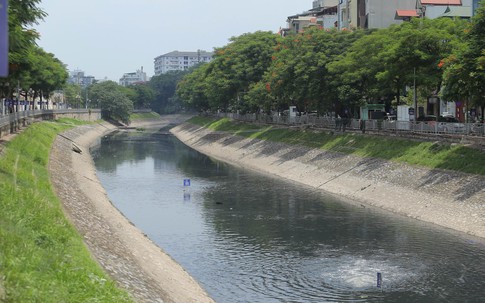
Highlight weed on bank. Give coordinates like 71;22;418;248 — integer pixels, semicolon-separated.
188;116;485;175
0;120;132;302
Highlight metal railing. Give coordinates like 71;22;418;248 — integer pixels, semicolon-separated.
215;112;485;138
0;109;101;128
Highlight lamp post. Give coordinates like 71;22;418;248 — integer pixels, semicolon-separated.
413;4;427;121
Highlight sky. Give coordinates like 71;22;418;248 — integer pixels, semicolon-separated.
35;0;311;82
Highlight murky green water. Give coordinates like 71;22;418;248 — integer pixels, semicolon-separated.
92;131;485;303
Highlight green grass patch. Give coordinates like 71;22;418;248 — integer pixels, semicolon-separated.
55;117;93;126
0;121;132;302
187;116;485;175
130;111;161;121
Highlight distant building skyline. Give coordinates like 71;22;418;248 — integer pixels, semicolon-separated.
119;67;148;87
154;50;214;75
67;70;95;87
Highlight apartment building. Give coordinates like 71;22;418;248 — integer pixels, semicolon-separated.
336;0;477;30
153;50;213;75
119;67;148;87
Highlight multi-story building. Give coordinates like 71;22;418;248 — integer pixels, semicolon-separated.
416;0;474;19
283;0;338;35
153;50;213;75
338;0;415;29
292;0;481;32
119;67;148;87
68;70;95;88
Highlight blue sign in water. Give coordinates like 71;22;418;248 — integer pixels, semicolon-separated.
183;179;191;187
0;0;8;77
377;272;382;288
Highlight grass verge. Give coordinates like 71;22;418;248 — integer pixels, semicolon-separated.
0;120;132;302
188;116;485;175
130;112;161;121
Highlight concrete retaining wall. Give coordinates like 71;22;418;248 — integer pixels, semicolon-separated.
171;122;485;239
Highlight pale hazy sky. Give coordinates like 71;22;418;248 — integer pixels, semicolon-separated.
35;0;310;81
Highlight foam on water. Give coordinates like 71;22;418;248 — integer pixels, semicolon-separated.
319;254;423;291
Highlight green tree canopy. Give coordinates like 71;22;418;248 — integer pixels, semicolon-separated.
149;70;187;113
180;31;280;112
89;81;133;124
25;48;68;104
1;0;67;102
331;18;465;110
263;27;363;114
128;83;156;110
177;63;211;111
176;16;476;118
441;1;485;118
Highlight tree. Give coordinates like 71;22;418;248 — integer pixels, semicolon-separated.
1;0;46;97
128;84;156;110
331;18;465;114
89;81;133;124
181;31;280;112
149;71;186;113
25;47;68;107
1;0;69;108
266;27;363;114
63;83;81;108
441;1;485;119
177;64;211;111
388;18;465;103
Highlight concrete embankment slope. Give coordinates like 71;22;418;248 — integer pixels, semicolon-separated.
171;122;485;239
49;120;214;303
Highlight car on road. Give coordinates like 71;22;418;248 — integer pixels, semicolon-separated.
414;115;437;132
437;116;465;134
414;115;465;133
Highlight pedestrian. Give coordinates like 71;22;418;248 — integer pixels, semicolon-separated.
335;114;342;131
341;109;349;132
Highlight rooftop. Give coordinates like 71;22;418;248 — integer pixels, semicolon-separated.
420;0;462;5
395;9;420;17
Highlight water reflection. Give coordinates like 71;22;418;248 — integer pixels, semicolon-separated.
92;131;485;303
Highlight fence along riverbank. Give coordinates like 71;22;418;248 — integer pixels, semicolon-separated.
0;109;101;139
214;112;485;148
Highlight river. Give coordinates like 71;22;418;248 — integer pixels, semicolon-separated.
91;130;485;303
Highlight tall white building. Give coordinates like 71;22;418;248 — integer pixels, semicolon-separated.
119;67;147;87
154;50;213;75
